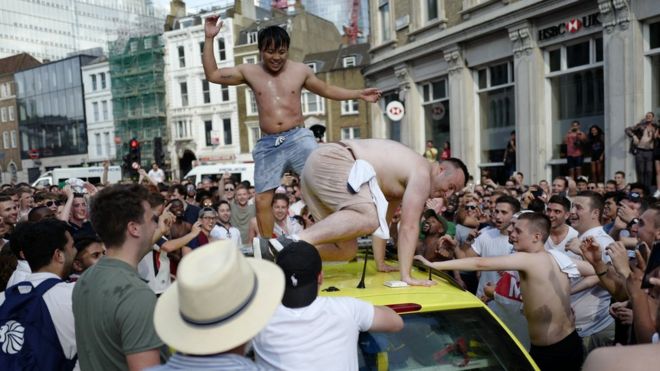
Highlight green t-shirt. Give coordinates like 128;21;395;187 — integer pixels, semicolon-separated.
73;257;165;370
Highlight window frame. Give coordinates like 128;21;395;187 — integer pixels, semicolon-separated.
246;88;258;116
180;82;188;107
342;56;357;68
218;38;227;61
178;45;185;68
223;118;232;145
340;126;361;140
247;31;257;44
202;79;211;104
301;90;325;115
341;99;359;115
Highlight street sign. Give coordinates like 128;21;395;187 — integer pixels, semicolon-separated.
28;149;39;160
386;101;404;121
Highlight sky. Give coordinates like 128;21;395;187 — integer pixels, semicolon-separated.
153;0;238;13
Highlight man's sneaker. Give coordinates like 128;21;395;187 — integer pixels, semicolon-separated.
253;237;275;261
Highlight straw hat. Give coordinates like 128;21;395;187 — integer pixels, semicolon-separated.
153;240;284;355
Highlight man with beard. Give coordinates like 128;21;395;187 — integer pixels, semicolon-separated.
70;235;106;282
416;209;450;262
545;195;579;252
0;219;79;369
210;200;242;248
231;185;255;243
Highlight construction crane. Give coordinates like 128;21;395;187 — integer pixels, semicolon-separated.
343;0;361;44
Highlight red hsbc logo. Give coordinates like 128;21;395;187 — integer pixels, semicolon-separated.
538;13;600;41
389;107;402;115
566;19;582;33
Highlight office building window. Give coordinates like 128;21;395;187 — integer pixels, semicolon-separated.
178;46;185;68
221;85;229;101
91;74;97;90
476;61;515;168
223;118;232;145
421;78;450;152
180;82;188;106
218;38;226;61
202;80;211;104
101;100;108;120
648;22;660;120
100;73;106;89
301;90;325;115
342;56;356;68
379;1;391;42
176;120;190;139
426;0;439;21
92;102;99;121
247;31;257;44
3;132;8;149
10;130;16;148
95;133;102;156
0;107;6;122
341;100;359;115
341;127;361;140
8;106;14;121
545;37;604;166
246;89;258;116
205;120;213;146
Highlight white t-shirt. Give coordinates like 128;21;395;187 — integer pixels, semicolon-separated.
147;168;165;183
569;226;614;337
288;200;305;217
137;244;171;295
0;272;79;368
210;224;242;248
6;259;32;288
273;217;303;238
252;297;375;371
544;226;579;252
471;227;513;297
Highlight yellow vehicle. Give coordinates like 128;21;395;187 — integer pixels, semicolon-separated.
319;255;540;371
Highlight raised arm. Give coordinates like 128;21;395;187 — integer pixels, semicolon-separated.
303;70;381;102
203;15;246;86
415;252;530;273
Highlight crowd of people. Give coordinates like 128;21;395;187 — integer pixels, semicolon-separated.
0;19;659;371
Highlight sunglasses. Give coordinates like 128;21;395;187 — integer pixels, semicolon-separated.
45;200;61;207
225;187;234;191
465;205;478;210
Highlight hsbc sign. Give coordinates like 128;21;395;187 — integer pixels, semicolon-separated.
538;13;601;42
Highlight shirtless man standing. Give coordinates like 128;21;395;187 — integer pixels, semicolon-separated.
257;139;468;287
415;213;584;371
203;17;381;239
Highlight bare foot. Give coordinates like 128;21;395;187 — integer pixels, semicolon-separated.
377;262;399;273
402;277;436;287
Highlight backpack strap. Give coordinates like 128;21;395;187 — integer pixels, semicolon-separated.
8;277;62;298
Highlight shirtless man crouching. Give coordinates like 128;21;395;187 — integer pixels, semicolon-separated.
256;139;468;287
203;17;381;239
415;212;585;370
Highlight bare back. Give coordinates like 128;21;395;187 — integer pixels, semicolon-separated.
519;252;575;346
240;61;311;134
342;139;431;202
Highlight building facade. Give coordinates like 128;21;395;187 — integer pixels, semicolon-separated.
303;43;372;141
364;0;660;184
0;1;163;62
164;11;241;179
301;0;370;43
82;57;116;164
109;34;167;170
0;53;41;184
15;55;96;182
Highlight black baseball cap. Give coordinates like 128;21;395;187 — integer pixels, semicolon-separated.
276;241;322;308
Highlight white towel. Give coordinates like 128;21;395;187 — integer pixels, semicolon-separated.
548;249;581;278
347;159;390;240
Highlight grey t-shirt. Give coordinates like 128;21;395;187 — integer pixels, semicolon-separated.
73;257;164;370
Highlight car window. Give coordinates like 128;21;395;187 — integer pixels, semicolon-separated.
358;308;535;371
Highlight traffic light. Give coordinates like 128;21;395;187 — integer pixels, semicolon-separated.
129;138;141;167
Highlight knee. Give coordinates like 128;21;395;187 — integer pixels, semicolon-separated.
352;204;379;233
255;193;273;211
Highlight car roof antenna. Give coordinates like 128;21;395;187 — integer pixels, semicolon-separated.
356;245;369;289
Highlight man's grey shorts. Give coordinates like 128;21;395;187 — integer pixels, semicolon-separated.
252;127;318;193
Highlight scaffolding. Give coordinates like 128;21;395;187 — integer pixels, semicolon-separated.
108;34;166;167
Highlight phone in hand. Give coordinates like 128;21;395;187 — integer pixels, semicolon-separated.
641;242;660;289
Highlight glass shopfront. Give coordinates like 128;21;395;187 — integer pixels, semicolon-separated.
546;37;604;177
650;21;660;116
16;56;93;159
421;78;450;152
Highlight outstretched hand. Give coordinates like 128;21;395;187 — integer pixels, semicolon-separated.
359;88;382;103
205;15;223;39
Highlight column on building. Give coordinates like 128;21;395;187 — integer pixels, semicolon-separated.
394;64;424;151
509;22;548;183
444;46;478;174
598;0;644;182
